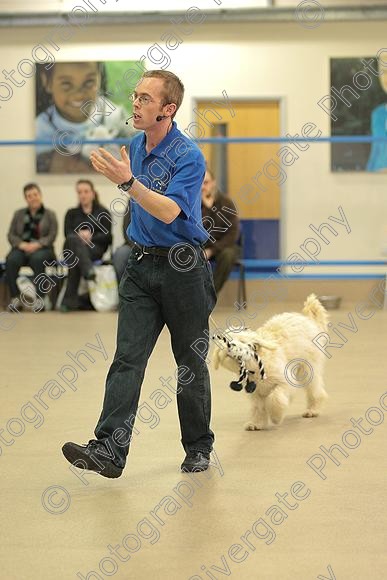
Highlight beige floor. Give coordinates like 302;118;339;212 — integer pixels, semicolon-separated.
0;298;386;580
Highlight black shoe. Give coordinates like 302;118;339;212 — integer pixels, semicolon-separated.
9;297;23;312
181;451;210;473
78;294;95;310
62;439;123;479
84;268;96;282
60;304;75;313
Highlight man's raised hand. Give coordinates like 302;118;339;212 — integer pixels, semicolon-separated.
90;146;132;185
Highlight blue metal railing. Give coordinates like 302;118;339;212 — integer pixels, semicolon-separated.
2;135;387;146
230;259;386;281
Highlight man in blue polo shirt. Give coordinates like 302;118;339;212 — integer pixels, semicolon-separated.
62;70;217;478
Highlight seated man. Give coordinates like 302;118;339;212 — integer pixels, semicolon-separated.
201;167;240;293
112;200;133;281
6;183;58;310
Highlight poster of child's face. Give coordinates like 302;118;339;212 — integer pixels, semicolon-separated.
35;60;145;174
330;57;387;172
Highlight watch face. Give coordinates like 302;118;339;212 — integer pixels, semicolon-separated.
119;178;134;191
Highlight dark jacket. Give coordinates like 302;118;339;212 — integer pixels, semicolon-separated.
202;193;239;255
8;206;58;249
64;203;113;251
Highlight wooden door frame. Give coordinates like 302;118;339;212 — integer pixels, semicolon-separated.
191;96;287;259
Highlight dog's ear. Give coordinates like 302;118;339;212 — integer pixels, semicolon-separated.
234;330;277;351
253;337;278;351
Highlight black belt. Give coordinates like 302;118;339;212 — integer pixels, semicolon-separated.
133;242;205;260
133;243;171;257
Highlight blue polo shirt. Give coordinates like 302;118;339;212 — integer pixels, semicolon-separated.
127;121;208;247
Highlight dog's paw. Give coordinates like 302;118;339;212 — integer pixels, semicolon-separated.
302;410;319;418
244;421;263;431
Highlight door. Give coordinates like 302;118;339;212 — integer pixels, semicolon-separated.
194;99;281;259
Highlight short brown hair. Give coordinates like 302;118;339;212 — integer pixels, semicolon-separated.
23;183;41;196
141;70;184;119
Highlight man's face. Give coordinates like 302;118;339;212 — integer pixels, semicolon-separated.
42;62;100;123
131;77;168;130
25;188;43;212
201;171;217;200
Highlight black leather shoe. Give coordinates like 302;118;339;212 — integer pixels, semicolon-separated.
181;451;210;473
62;440;123;479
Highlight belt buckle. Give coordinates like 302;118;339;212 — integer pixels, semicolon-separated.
136;245;150;261
134;244;144;261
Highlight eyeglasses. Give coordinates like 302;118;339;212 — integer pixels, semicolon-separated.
129;93;163;106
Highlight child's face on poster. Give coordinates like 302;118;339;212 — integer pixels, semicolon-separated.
42;62;101;123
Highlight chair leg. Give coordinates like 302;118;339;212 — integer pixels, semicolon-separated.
0;277;10;310
242;265;247;306
238;264;247;308
237;266;241;305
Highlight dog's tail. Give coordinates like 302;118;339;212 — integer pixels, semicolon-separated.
302;294;329;330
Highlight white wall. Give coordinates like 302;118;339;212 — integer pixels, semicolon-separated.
276;0;387;5
0;18;386;268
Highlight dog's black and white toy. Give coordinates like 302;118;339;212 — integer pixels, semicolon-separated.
213;334;267;393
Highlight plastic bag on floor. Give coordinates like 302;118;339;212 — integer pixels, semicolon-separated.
88;265;118;312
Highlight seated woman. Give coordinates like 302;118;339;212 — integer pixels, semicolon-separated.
61;179;112;311
6;182;57;310
201;167;240;293
112;200;133;282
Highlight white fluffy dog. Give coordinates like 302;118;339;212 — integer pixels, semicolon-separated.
212;294;329;430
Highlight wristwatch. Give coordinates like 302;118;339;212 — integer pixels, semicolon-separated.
118;176;136;192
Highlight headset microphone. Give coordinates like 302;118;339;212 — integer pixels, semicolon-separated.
127;114;167;123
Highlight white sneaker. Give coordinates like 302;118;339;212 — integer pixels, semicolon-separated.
17;275;36;301
16;276;44;310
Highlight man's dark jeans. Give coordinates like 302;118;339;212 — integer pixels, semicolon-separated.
94;245;217;468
